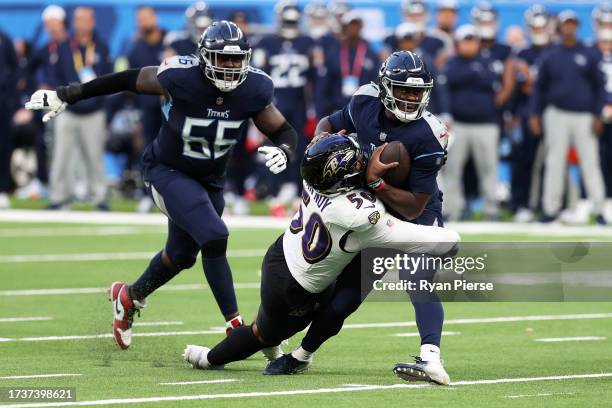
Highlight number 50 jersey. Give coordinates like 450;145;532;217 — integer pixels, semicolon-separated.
146;55;274;188
284;182;460;294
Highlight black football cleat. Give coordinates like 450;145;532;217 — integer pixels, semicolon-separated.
393;356;450;385
263;353;311;375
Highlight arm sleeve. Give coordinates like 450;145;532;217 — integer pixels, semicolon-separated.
347;213;460;254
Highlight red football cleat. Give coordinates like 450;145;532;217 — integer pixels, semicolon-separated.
108;282;146;350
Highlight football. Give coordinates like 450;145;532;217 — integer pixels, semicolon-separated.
379;141;411;187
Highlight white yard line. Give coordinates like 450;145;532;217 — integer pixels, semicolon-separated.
2;210;612;237
159;379;239;386
0;313;609;343
503;392;576;399
0;317;52;323
535;336;607;342
0;373;82;380
0;227;164;237
391;331;460;337
0;249;266;263
0;372;609;407
132;321;184;327
343;313;612;329
0;283;259;297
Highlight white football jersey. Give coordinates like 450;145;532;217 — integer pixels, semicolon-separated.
283;182;460;293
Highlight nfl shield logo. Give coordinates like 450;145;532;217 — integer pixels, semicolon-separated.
379;132;387;141
216;97;224;105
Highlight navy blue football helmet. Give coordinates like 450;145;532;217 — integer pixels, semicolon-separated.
301;134;366;195
186;2;212;44
524;4;551;46
471;1;498;40
379;51;433;123
593;3;612;41
275;1;302;39
198;20;251;92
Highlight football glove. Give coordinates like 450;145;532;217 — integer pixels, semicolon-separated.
25;90;68;123
258;146;288;174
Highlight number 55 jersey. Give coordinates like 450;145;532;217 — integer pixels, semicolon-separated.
283;182;460;294
144;55;274;188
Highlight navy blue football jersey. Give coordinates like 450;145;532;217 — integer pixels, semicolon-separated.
145;55;274;188
593;46;612;105
480;42;512;81
383;34;444;62
515;45;549;117
252;34;315;112
328;83;448;225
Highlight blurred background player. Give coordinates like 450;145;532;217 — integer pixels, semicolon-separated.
593;3;612;220
530;10;607;225
428;0;458;61
47;7;112;210
166;2;211;56
509;4;552;222
0;28;18;209
252;1;316;215
126;6;167;212
442;25;500;221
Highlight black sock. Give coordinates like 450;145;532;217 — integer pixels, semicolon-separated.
202;256;238;317
130;251;180;300
208;325;265;366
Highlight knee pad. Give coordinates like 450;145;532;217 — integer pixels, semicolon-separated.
201;238;228;259
166;251;197;271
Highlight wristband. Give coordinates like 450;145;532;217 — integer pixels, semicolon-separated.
367;178;386;192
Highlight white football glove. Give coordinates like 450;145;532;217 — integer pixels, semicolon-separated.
258;146;288;174
25;90;67;123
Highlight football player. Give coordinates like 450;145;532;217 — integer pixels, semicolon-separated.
251;1;317;211
183;134;459;372
263;51;453;385
510;5;552;222
25;21;298;349
471;1;516;107
166;2;211;57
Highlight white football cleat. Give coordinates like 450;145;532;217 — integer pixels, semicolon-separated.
261;345;283;361
183;345;224;370
393;357;450;385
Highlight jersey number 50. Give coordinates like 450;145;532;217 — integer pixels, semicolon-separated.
182;117;244;160
290;207;332;264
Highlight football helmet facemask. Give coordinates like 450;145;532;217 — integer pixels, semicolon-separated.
379;51;433;123
198;20;251;92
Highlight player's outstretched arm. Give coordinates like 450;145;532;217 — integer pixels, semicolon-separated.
26;66;164;122
253;104;298;174
352;214;460;257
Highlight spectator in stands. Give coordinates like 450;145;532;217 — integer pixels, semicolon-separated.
442;25;500;221
47;7;112;210
0;29;18;209
510;5;552;222
530;10;606;224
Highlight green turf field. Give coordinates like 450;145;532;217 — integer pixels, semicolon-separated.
0;219;611;408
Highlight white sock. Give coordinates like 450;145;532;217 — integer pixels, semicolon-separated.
420;344;441;362
291;346;313;362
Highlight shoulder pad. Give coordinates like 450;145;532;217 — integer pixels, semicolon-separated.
157;55;198;76
326;190;386;232
248;66;272;81
354;83;379;98
422;112;449;149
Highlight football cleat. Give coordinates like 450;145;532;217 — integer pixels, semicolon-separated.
393;356;450;385
183;345;224;370
108;282;146;350
263;353;311;375
261;344;284;362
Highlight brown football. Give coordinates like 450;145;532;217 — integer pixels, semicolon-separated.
379;141;411;187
